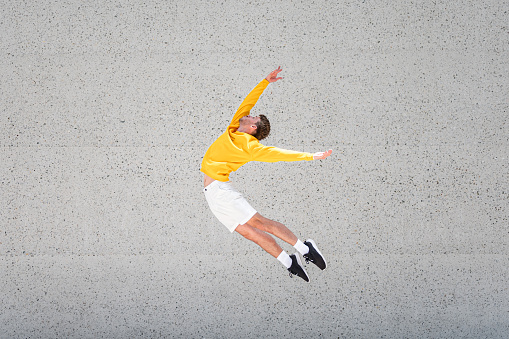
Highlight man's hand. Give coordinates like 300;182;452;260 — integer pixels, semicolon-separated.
313;149;333;160
266;66;283;83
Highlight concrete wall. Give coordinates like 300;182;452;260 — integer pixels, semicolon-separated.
1;0;508;338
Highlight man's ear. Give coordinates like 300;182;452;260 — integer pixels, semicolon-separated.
247;124;257;136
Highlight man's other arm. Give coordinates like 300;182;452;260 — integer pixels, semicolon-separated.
250;144;332;162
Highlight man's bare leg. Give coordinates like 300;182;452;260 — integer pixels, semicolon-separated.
242;213;327;269
235;216;311;282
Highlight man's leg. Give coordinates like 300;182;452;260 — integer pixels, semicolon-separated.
243;213;327;270
235;222;310;282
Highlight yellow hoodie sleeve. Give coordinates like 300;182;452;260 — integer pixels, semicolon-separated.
250;142;314;162
230;79;270;128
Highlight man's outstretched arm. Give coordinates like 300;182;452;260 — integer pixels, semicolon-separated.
229;67;283;128
250;144;333;163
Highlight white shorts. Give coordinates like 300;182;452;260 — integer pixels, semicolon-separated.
203;181;257;233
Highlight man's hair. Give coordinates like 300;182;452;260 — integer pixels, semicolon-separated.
253;114;270;141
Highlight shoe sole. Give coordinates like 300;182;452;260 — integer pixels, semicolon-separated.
293;253;310;283
306;239;327;269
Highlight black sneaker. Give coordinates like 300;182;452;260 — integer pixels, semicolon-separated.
287;253;310;282
303;239;327;270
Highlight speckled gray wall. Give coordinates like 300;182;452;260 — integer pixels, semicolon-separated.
1;0;508;338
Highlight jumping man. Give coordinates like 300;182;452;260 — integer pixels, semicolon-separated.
200;67;332;282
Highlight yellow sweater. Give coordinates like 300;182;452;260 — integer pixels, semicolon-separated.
200;79;314;182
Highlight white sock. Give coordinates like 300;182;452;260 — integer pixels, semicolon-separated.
277;251;292;269
294;239;309;255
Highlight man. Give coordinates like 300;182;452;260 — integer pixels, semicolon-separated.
201;67;332;282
